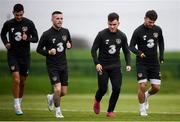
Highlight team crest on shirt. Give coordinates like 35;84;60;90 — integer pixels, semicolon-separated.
52;76;57;81
143;35;147;40
153;32;158;38
52;38;56;43
11;28;14;33
105;39;109;44
116;39;121;44
138;73;143;78
22;26;28;32
11;65;15;71
62;35;67;41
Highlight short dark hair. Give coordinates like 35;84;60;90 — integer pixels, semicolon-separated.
13;3;24;12
52;11;63;16
145;10;158;21
108;12;119;22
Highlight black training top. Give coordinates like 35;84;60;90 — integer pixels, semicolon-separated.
91;28;130;69
129;24;164;65
1;17;38;57
36;27;72;68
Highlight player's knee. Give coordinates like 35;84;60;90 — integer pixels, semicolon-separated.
61;91;67;97
99;88;107;95
13;78;20;85
152;85;160;92
112;87;120;94
139;83;146;91
54;87;61;96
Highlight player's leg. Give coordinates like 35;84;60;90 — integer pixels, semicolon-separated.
94;70;109;114
12;72;23;115
8;55;23;115
60;68;68;97
138;82;148;116
147;66;161;95
47;68;57;111
18;58;29;105
12;71;20;99
61;86;67;97
107;67;122;117
19;76;26;101
145;66;161;110
53;68;68;118
137;64;148;116
47;68;64;118
53;82;64;118
148;83;160;95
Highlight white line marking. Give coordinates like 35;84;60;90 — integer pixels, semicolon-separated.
0;107;180;115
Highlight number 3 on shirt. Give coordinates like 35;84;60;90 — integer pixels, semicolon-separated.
108;45;116;54
57;42;64;52
15;32;22;41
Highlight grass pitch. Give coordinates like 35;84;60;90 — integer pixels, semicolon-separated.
0;94;179;121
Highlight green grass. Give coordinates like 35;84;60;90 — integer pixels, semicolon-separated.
0;94;180;121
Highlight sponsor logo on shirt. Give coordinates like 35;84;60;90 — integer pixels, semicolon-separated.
105;39;109;44
52;38;56;43
143;35;147;40
11;28;14;33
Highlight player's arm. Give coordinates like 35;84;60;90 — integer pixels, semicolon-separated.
27;21;38;43
1;21;11;49
129;31;145;58
91;32;103;72
158;28;164;64
91;32;101;65
122;34;131;71
36;32;48;56
66;30;72;49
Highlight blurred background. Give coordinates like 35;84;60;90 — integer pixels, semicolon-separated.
0;0;180;95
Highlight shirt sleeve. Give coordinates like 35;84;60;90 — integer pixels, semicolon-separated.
129;30;143;57
158;28;164;61
1;21;9;46
36;32;48;56
28;21;38;43
67;29;72;49
122;34;131;66
91;32;101;65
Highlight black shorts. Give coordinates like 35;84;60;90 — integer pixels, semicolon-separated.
7;55;30;76
47;66;68;86
136;64;161;81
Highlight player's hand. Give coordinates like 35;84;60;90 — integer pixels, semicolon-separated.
96;64;103;73
5;43;11;49
48;48;56;55
140;52;146;58
126;65;131;72
66;41;71;49
22;32;28;41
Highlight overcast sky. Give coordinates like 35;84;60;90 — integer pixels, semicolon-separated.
0;0;180;51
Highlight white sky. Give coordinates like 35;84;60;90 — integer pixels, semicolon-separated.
0;0;180;51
